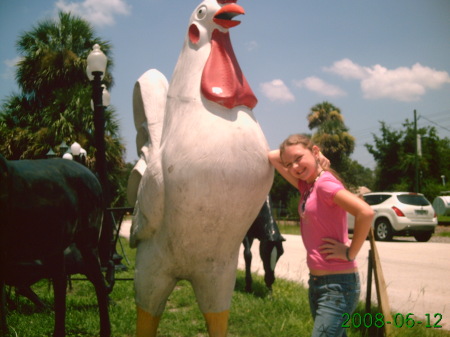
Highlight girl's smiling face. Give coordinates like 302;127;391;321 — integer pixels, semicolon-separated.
281;144;321;183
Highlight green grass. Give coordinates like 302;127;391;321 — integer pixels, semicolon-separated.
4;241;450;336
277;221;300;236
438;215;450;225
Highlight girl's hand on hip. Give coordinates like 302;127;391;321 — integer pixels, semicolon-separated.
319;238;349;260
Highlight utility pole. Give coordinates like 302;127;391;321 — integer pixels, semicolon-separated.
414;110;419;193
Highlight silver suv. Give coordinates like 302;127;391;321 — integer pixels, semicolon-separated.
348;192;438;242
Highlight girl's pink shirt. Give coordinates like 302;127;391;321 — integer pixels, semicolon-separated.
298;171;356;271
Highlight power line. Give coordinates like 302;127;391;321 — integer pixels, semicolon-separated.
423;109;450;119
349;109;450;143
345;108;449;169
420;115;450;133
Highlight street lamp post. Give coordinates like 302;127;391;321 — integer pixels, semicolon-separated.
86;45;125;273
86;44;113;267
87;44;108;199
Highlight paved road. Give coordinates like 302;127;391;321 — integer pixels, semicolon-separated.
237;234;450;330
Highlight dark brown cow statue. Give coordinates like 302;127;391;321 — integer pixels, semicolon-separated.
243;195;285;293
0;155;110;337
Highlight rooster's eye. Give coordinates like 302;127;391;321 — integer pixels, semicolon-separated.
196;5;207;20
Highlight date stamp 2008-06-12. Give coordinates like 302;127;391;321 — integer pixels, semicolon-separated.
342;313;443;329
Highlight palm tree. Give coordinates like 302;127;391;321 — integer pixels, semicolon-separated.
0;11;125;205
16;12;113;100
307;101;355;179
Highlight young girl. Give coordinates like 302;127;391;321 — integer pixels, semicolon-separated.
268;134;374;337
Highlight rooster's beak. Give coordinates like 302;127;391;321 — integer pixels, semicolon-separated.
214;4;245;28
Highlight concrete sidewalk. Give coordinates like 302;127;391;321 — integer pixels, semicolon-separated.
119;220;450;329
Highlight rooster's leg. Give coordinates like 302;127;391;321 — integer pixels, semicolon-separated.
134;248;176;337
203;310;229;337
192;260;237;337
136;306;160;337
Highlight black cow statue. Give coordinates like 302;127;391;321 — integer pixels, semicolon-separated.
0;155;110;337
243;195;285;293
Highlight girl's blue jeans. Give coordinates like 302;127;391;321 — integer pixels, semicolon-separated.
308;272;360;337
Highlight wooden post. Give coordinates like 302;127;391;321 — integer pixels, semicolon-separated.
365;249;373;314
369;228;393;336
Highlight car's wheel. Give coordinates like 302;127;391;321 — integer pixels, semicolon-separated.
414;231;433;242
374;218;393;241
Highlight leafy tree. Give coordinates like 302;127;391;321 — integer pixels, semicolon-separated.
341;157;375;192
0;11;125;206
365;121;403;191
269;171;298;217
365;120;449;201
307;101;358;186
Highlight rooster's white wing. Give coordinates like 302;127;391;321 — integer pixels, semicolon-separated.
127;69;168;205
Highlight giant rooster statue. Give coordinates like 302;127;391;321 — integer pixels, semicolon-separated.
127;1;273;336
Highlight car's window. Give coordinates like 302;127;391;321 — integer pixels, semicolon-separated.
397;194;430;206
363;194;392;205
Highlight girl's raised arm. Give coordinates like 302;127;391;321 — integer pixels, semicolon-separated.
268;149;298;188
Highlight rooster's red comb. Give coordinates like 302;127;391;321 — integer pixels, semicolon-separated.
217;0;237;4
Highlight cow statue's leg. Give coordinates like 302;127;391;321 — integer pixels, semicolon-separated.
80;246;111;337
242;236;254;293
51;253;67;337
0;279;7;336
259;240;284;292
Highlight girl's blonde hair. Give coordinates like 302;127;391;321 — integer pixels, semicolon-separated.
279;133;345;185
279;134;314;158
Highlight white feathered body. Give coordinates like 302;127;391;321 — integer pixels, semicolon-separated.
130;0;273;315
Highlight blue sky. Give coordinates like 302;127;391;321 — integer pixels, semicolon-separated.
1;0;449;169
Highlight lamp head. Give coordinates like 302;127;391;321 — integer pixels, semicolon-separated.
91;85;111;110
86;44;107;81
71;142;82;156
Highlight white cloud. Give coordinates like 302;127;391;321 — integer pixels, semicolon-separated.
323;58;368;80
259;79;295;103
245;40;258;52
325;58;450;102
293;76;346;97
55;0;131;27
